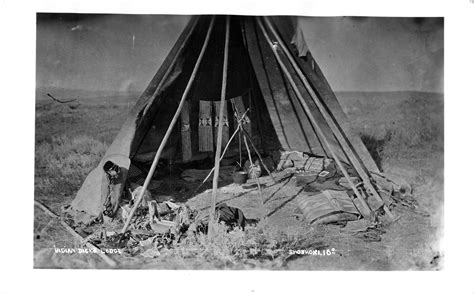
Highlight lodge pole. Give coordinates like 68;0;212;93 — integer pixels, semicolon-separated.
256;17;372;217
121;16;216;234
131;18;199;158
262;17;394;219
208;15;231;237
34;200;118;267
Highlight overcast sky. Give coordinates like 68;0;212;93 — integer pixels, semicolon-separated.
36;14;443;93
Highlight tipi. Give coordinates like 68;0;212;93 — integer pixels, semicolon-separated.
69;15;393;224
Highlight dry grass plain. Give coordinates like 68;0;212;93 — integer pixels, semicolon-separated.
34;88;443;270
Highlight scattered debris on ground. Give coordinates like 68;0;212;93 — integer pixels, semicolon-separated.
51;150;422;268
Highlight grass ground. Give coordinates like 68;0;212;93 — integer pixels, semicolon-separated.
33;89;443;270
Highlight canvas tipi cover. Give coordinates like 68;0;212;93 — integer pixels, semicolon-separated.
69;15;379;222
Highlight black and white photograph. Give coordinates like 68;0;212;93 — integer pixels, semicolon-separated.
33;13;444;270
0;0;473;292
